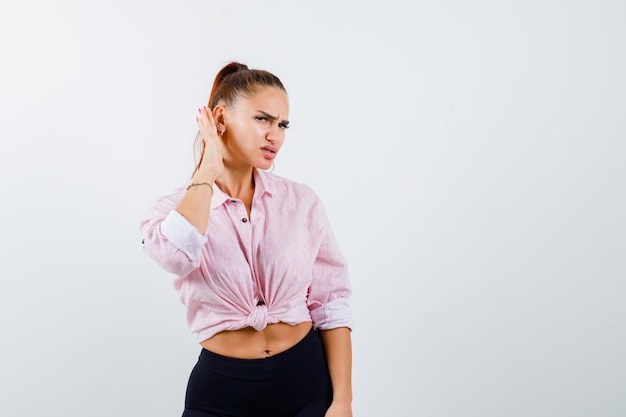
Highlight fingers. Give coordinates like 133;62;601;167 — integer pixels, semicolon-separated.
196;106;220;144
196;106;215;128
195;106;224;170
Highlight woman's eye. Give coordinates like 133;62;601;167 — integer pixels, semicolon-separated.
278;123;289;129
255;116;267;122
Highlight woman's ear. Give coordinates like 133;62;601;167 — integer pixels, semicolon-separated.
212;105;227;127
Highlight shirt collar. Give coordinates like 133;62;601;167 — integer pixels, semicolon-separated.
209;168;275;210
253;168;275;198
209;184;230;210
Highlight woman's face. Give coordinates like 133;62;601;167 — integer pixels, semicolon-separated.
221;87;289;171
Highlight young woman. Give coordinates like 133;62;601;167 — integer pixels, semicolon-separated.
140;62;353;417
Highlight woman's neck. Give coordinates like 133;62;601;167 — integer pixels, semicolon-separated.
215;165;255;200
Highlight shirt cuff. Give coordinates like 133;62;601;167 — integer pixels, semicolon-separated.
160;209;207;262
310;298;353;331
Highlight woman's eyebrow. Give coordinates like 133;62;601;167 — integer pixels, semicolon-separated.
258;110;289;126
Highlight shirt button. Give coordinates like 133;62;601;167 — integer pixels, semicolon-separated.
231;199;237;203
242;218;248;223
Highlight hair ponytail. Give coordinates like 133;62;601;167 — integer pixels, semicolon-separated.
207;61;285;109
208;62;249;108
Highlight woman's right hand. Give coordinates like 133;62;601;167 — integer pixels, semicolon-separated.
195;106;224;182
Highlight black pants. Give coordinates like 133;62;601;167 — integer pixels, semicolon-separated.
182;328;332;417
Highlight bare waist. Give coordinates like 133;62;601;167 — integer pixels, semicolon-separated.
200;321;313;359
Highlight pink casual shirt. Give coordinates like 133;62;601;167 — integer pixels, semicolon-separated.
140;169;352;343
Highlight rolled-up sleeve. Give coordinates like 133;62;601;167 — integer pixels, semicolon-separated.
139;191;207;277
307;203;353;331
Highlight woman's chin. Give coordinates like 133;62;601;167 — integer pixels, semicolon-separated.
258;160;274;171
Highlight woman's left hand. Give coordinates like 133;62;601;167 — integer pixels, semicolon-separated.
325;401;352;417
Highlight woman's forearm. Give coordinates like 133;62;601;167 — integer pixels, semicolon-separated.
177;107;224;234
175;170;216;234
319;327;353;404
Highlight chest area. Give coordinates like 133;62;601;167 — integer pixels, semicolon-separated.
203;202;320;280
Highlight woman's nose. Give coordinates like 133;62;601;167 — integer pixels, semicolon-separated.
266;124;282;142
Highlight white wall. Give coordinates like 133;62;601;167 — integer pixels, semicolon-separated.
1;1;624;416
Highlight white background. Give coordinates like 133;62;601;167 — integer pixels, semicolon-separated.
1;1;625;416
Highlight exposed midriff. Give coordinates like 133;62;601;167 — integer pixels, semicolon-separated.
200;321;313;359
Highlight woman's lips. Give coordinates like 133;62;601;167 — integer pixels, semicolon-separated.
261;146;278;160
